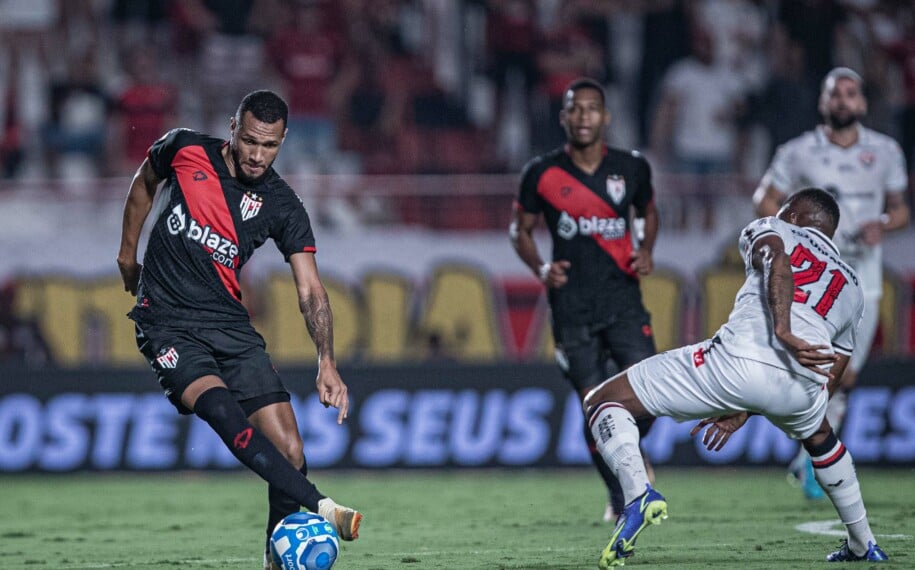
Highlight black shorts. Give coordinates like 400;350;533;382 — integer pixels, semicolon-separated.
134;321;289;415
553;306;656;394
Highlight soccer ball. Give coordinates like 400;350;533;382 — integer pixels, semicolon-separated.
269;512;339;570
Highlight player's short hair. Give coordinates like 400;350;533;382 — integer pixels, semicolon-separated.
786;187;840;231
821;67;863;95
236;90;288;128
563;77;606;107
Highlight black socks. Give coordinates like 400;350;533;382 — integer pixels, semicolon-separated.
193;387;325;513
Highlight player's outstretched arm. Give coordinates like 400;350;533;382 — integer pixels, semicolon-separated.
117;158;162;295
289;252;349;424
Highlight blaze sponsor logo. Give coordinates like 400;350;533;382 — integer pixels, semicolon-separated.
556;211;626;240
156;347;179;369
167;204;186;235
240;191;263;221
166;204;239;268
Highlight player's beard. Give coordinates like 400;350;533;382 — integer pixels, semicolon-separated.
825;110;860;131
231;146;271;186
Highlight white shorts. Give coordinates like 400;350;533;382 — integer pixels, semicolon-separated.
627;338;829;440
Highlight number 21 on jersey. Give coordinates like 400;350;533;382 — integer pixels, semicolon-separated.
789;244;848;318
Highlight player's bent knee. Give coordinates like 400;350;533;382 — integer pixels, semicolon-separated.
582;373;632;412
802;420;836;453
274;435;304;467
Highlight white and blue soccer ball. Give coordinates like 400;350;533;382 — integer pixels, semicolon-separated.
269;512;339;570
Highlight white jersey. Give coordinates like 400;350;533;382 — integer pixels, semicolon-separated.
763;125;908;296
716;217;864;384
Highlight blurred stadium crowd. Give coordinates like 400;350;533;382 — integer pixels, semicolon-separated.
2;0;915;367
0;0;914;191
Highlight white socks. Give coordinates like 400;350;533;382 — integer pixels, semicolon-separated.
810;439;875;555
588;402;649;504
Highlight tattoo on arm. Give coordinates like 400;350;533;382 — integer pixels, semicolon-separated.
300;289;335;361
763;247;794;333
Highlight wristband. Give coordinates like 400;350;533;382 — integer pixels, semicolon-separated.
538;262;551;282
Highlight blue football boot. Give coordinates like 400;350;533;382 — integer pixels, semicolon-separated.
599;485;668;568
826;540;888;562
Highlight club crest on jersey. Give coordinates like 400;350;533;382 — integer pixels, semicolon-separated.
606;175;625;204
156;346;179;369
858;150;875;167
240;191;263;221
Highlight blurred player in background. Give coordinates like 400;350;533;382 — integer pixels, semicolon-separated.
584;188;887;567
753;67;910;499
510;77;660;523
117;90;361;570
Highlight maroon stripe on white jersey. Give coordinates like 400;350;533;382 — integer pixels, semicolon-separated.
538;166;636;277
173;146;242;300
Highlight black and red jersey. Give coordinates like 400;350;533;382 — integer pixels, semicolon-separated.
129;128;316;327
517;145;654;326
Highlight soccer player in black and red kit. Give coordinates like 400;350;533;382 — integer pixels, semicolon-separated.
510;78;660;522
117;90;360;569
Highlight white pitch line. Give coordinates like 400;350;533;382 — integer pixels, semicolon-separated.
796;520;911;540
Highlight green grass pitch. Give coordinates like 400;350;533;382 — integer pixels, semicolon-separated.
0;468;912;569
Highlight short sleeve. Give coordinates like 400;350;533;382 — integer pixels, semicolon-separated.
517;157;544;214
631;152;654;214
885;138;909;194
765;141;798;194
832;299;863;357
147;128;194;180
738;217;782;268
273;196;317;260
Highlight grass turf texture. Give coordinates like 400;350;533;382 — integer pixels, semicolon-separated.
0;468;911;569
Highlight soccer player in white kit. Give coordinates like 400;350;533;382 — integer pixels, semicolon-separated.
753;67;910;499
582;188;888;567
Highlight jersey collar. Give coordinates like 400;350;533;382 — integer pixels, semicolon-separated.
814;124;867;148
806;226;841;256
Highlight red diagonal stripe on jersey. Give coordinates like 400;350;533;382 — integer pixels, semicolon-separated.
538;167;636;277
173;146;242;300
